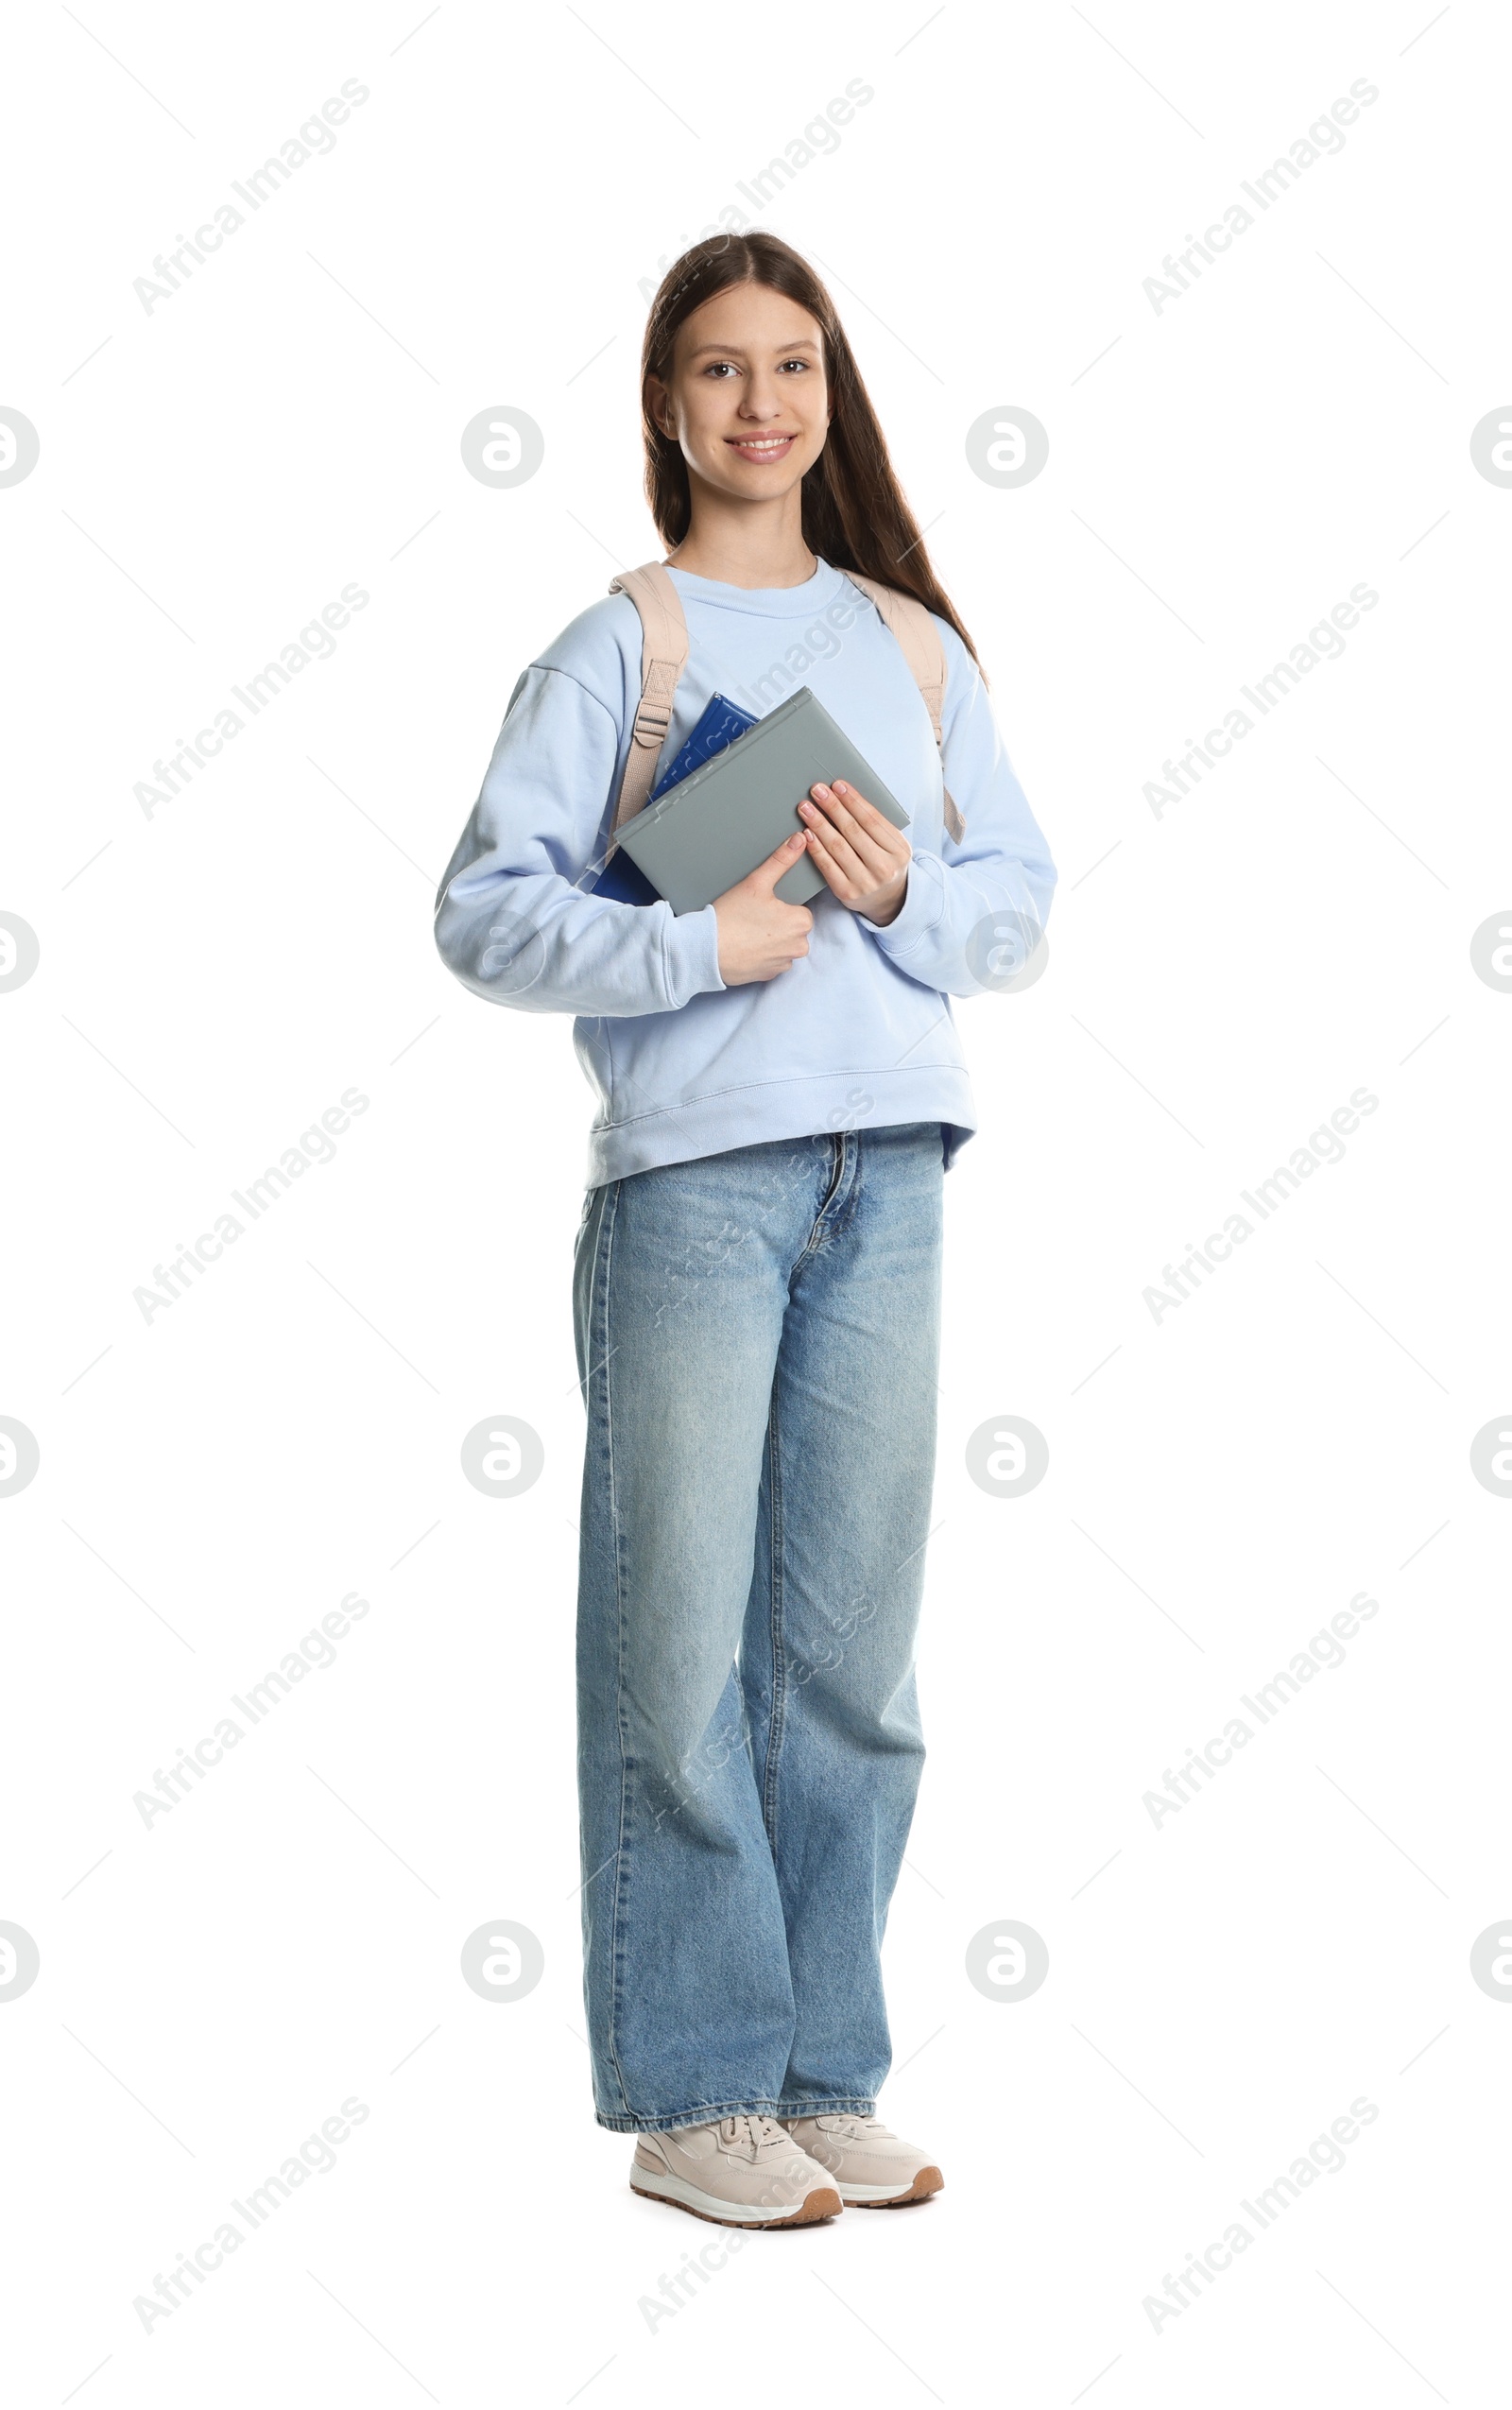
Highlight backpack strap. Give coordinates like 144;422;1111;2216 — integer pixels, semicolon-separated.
844;572;965;843
605;561;688;850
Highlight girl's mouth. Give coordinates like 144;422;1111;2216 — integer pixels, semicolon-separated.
725;434;799;463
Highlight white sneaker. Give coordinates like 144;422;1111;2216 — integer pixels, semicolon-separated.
780;2112;943;2207
631;2112;843;2228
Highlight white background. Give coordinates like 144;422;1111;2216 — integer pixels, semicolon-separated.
4;1;1509;2402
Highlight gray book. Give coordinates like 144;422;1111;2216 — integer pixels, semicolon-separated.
612;686;911;914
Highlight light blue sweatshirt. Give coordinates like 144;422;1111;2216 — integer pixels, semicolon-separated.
434;558;1057;1183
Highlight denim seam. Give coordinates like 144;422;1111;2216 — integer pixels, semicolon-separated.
764;1131;850;1849
833;1128;862;1241
600;2094;878;2136
760;1389;788;1847
793;1130;848;1265
598;1177;634;2121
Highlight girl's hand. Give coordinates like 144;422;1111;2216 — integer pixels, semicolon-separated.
799;781;911;927
712;831;816;984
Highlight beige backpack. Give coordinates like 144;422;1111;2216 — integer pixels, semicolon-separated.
604;560;964;852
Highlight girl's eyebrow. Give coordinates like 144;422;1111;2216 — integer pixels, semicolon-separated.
683;336;822;359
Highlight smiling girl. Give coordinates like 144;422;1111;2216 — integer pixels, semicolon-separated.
435;232;1056;2228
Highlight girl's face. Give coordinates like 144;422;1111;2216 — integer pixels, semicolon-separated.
648;281;831;507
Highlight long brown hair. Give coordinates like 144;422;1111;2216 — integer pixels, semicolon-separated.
641;232;983;672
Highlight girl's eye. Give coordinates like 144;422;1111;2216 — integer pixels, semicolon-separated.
700;357;814;377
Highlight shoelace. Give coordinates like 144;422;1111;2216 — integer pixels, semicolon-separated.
717;2112;788;2158
814;2113;894;2141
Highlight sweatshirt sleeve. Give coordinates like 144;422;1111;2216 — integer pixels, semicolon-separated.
433;664;726;1017
858;622;1057;997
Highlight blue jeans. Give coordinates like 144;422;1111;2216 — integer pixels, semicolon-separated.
572;1121;944;2133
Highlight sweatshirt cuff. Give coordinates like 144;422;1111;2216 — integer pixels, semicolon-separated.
665;901;726;1002
859;852;946;953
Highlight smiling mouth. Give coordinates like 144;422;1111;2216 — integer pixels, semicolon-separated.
725;434;799;461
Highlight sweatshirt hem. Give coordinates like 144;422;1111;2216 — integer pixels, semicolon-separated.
584;1067;977;1184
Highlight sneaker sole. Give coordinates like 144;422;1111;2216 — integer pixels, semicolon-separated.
842;2166;944;2208
630;2170;843;2229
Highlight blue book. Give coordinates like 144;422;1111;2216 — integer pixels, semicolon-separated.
650;693;758;800
590;693;757;905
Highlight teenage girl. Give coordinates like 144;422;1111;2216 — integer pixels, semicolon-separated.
435;232;1056;2228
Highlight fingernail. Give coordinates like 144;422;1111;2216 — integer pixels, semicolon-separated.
811;783;831;800
833;781;849;795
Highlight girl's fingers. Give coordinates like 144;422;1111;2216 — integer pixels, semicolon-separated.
819;785;882;834
808;782;904;875
804;835;860;904
799;803;868;889
821;780;893;839
804;835;901;917
799;785;911;916
804;787;894;877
